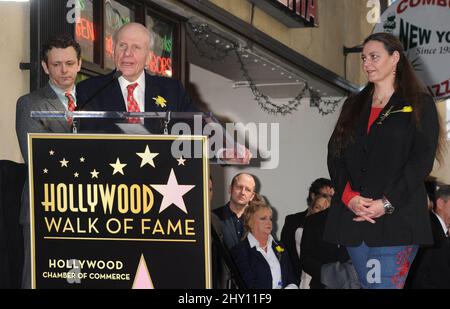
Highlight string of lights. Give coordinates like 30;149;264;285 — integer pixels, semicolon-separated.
187;21;344;116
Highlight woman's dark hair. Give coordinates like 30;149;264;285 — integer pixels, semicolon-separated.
330;32;445;163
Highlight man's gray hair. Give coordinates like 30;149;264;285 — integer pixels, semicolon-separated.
112;22;154;50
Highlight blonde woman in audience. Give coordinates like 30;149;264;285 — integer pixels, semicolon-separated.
231;195;298;289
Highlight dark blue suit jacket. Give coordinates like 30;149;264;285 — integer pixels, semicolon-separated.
76;71;197;133
231;238;298;289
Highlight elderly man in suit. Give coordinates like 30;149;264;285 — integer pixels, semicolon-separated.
15;35;82;288
407;185;450;289
76;22;196;133
77;22;252;165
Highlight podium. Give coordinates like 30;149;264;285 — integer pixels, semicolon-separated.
27;111;236;289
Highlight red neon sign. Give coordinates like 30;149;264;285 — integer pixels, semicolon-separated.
147;51;172;77
75;18;95;42
105;35;113;57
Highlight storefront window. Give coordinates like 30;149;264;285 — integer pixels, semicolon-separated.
146;13;176;78
75;0;95;63
104;0;134;70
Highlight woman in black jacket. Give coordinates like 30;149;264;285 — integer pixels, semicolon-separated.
324;32;445;289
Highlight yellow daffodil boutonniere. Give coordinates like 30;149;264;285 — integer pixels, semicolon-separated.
153;96;167;108
377;105;413;125
275;245;284;253
275;245;284;261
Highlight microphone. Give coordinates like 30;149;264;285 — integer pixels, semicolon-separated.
75;70;122;111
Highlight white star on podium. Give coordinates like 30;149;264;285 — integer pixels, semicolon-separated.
136;145;159;168
90;169;99;179
151;169;195;214
110;158;127;175
177;156;186;166
60;158;69;167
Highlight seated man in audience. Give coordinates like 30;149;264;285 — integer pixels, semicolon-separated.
407;185;450;289
280;178;334;281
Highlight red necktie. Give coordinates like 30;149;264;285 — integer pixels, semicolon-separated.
126;83;141;123
65;92;76;125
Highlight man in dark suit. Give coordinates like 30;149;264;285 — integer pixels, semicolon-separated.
15;35;82;288
407;185;450;289
213;173;256;250
76;22;196;133
280;178;334;280
77;22;253;165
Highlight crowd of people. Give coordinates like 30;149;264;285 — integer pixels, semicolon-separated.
14;22;448;289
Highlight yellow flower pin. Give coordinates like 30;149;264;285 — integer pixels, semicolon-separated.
377;105;413;125
401;106;413;112
153;96;167;108
275;245;284;253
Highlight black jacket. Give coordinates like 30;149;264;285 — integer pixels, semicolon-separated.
406;213;450;289
324;92;438;246
280;210;308;279
300;209;349;289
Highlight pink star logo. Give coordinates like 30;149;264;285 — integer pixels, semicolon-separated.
151;169;195;214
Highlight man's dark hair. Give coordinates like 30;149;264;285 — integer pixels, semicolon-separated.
41;34;81;64
307;178;333;207
435;185;450;202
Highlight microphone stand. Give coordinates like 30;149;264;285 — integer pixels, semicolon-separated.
75;70;122;111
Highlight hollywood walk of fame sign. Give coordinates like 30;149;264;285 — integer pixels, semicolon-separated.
28;133;211;289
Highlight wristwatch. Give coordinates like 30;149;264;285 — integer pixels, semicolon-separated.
382;197;395;215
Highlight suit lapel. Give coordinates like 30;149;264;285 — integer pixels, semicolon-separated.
41;84;71;132
42;84;65;111
249;242;269;265
144;73;166;112
111;78;126;111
